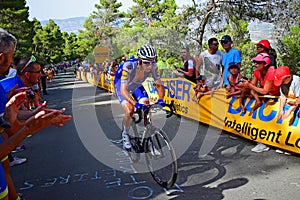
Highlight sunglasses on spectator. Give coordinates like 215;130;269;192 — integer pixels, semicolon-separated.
253;61;265;64
256;45;264;49
221;40;229;44
211;43;219;46
21;55;36;73
142;61;156;65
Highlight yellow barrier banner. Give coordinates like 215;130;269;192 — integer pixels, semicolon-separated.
143;77;300;154
77;72;300;154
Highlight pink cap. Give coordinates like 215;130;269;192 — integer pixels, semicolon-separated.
251;53;271;65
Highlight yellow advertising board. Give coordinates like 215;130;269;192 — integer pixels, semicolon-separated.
143;77;300;154
94;47;110;63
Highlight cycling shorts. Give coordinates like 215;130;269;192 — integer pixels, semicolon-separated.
115;85;149;105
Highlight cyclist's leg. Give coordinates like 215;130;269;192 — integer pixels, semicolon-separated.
115;83;134;149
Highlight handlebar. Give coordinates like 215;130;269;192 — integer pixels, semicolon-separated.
132;100;176;124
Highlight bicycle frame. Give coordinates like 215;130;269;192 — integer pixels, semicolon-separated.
131;103;174;153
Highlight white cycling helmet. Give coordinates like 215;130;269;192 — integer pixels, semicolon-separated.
137;45;157;60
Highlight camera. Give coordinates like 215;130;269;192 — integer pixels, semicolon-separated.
237;78;245;84
26;89;36;99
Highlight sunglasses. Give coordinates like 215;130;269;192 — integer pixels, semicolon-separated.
211;43;219;46
21;55;36;73
256;45;264;49
143;61;156;65
221;40;229;44
253;61;265;64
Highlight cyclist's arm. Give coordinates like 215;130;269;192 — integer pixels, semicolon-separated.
120;82;137;105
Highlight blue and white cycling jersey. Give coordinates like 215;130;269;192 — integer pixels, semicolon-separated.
114;58;160;104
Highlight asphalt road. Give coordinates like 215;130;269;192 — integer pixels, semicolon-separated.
11;70;300;200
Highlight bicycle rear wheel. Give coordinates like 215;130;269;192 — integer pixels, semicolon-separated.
145;127;178;189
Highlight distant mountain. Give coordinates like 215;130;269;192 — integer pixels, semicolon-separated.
41;17;87;34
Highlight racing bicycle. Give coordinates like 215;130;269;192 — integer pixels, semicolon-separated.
127;101;178;189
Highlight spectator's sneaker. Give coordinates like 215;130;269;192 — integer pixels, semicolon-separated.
275;149;291;155
10;157;27;167
12;145;26;153
122;134;132;150
251;143;270;153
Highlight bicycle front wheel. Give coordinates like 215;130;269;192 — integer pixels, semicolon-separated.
145;128;178;189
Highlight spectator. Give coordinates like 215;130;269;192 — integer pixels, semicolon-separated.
225;62;244;99
196;37;223;89
192;75;210;102
274;66;300;123
220;35;242;88
255;40;277;69
175;45;197;83
1;56;43;106
157;59;167;78
243;53;280;153
121;56;127;63
219;35;242;139
40;65;49;95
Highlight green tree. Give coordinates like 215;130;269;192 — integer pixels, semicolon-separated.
63;32;81;61
114;0;186;64
280;26;300;74
0;0;34;57
182;0;277;52
91;0;123;44
33;20;64;64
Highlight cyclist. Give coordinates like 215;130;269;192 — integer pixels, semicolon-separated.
114;45;166;149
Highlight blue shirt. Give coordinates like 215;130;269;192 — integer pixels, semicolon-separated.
0;76;24;94
0;85;7;114
222;48;242;86
0;76;24;113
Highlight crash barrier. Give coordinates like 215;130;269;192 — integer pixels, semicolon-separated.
77;71;300;154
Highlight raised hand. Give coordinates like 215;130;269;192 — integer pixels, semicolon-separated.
4;92;26;124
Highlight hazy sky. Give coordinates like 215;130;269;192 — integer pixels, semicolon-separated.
26;0;191;21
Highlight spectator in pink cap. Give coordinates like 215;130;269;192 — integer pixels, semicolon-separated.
274;66;300;123
242;52;280;153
